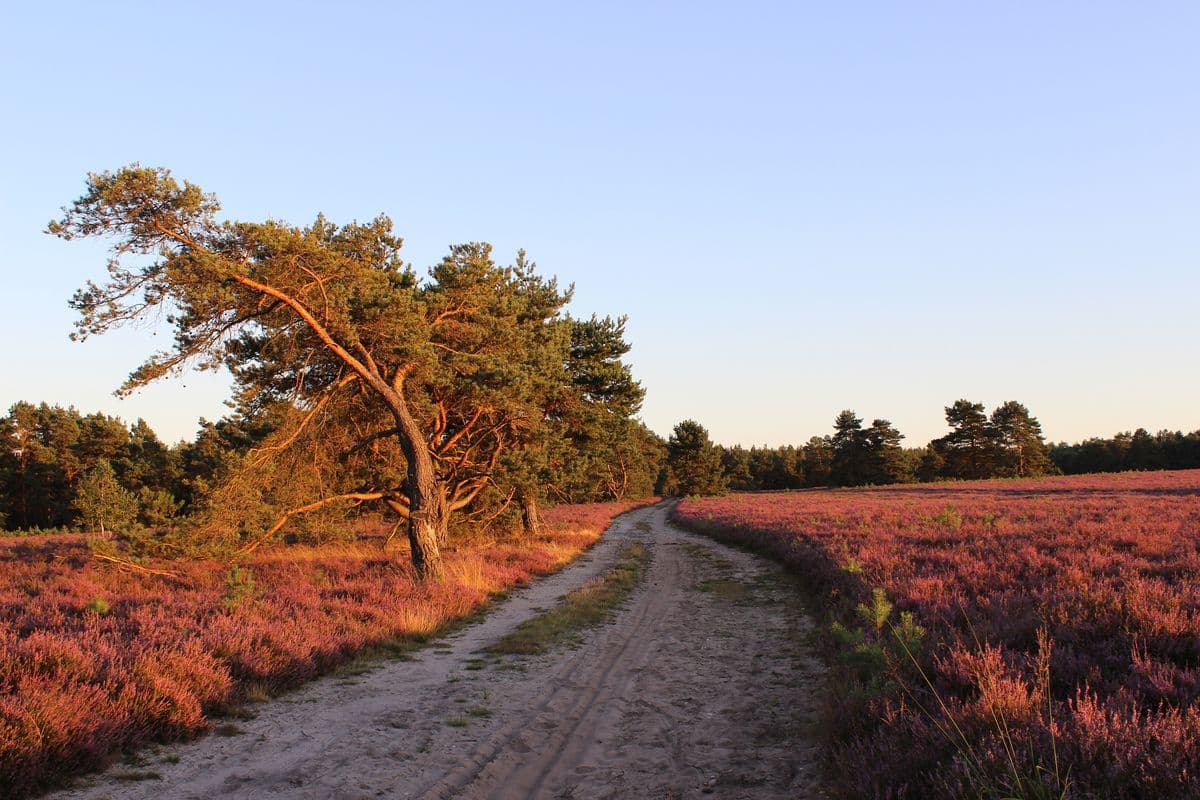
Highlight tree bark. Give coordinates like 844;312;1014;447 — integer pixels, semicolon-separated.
519;490;542;538
382;387;448;580
407;508;446;581
398;449;448;580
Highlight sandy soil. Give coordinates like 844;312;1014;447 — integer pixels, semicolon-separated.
52;503;826;800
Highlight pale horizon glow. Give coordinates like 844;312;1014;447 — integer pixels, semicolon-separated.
2;3;1197;449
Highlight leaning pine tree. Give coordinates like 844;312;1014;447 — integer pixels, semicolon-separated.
51;165;576;579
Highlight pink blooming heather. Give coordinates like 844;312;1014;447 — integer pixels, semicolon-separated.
0;500;651;797
674;471;1200;800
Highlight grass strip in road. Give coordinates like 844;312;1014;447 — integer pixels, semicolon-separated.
485;541;650;656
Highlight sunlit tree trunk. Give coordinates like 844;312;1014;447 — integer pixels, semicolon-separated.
519;489;542;537
387;394;447;580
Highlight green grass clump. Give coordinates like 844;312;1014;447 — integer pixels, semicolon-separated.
84;597;111;615
486;542;650;656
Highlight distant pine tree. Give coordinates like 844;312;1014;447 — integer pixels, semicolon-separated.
830;410;869;486
991;401;1055;477
864;419;910;484
662;420;726;496
937;400;997;480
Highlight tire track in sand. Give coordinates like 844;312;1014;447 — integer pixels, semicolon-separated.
418;515;685;798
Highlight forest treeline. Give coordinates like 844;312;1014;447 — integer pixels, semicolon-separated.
0;398;667;537
5;401;1199;533
657;402;1200;496
0;394;665;536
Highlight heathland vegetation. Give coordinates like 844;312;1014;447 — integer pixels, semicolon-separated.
674;471;1200;799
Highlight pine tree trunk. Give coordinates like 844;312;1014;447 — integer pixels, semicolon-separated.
383;388;447;581
520;491;542;538
404;464;447;581
407;511;446;581
435;491;450;549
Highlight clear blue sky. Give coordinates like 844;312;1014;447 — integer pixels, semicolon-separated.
2;2;1197;447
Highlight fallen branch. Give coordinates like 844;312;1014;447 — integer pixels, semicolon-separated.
92;551;183;580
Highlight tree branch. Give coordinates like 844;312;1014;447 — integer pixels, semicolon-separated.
435;407;485;455
448;476;491;512
429;302;474;327
383;496;412;520
237;492;386;556
294;260;331;323
467;487;516;525
92;551;183;580
230;272;387;392
248;373;359;465
342;426;403;460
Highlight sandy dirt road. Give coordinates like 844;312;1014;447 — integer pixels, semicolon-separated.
53;503;826;800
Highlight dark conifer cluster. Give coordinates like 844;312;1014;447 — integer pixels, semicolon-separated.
660;401;1198;496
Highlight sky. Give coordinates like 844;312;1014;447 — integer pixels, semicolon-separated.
1;2;1197;448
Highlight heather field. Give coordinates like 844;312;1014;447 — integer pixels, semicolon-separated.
673;471;1200;800
0;500;649;797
